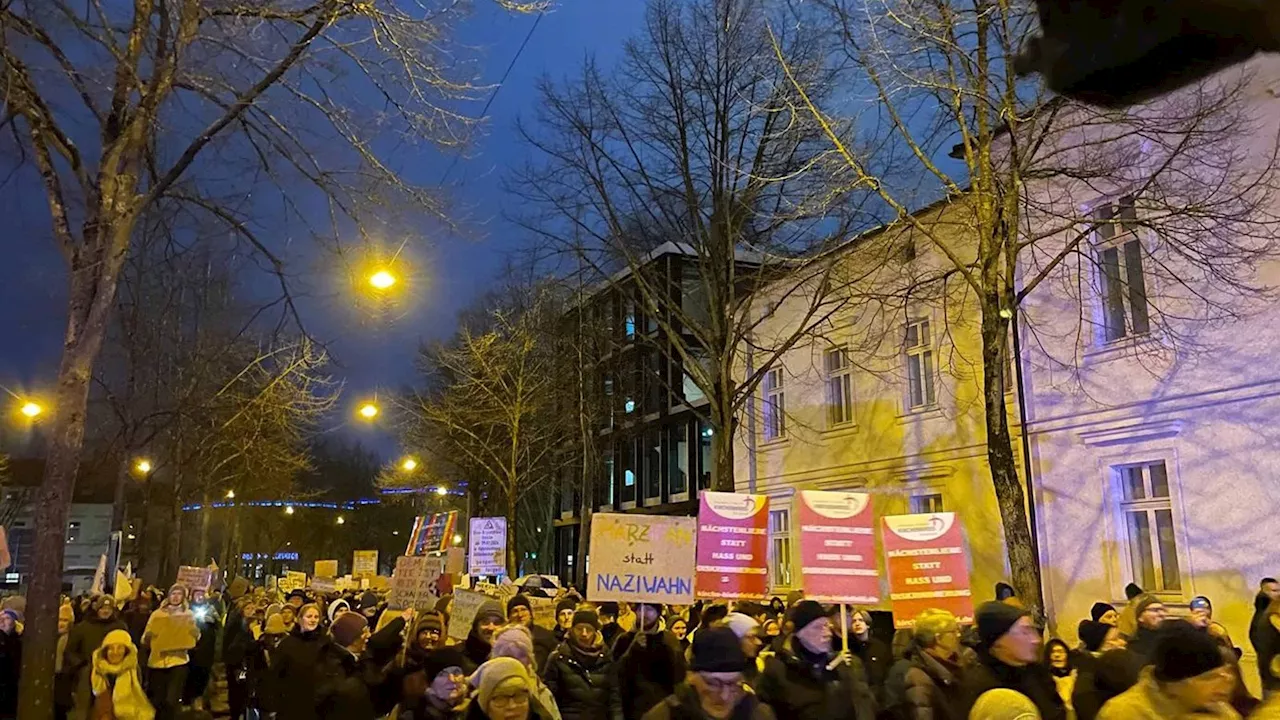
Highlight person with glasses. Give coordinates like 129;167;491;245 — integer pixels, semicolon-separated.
756;600;876;720
470;656;551;720
1097;620;1240;719
893;608;972;720
957;602;1066;720
642;625;776;720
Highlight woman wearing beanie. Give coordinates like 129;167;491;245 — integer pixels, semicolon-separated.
141;584;198;720
489;625;561;720
399;646;470;720
247;612;290;717
66;595;128;719
468;656;552;720
969;688;1041;720
1096;620;1239;720
544;609;623;720
267;603;335;720
90;629;155;720
642;626;775;720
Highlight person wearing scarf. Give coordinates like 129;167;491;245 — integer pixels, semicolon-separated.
91;629;155;720
142;584;198;720
614;604;688;720
756;600;877;720
490;625;561;720
544;609;623;720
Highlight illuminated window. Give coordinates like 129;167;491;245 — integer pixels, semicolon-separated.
905;319;936;409
1094;196;1150;342
669;423;689;498
824;347;854;427
768;508;793;589
909;493;944;514
1116;460;1181;593
763;368;786;440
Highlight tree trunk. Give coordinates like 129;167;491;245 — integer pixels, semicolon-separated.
197;492;211;565
980;299;1045;612
709;394;736;492
18;254;123;720
110;454;131;533
506;493;518;578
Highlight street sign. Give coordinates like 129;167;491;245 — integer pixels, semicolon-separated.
468;517;507;577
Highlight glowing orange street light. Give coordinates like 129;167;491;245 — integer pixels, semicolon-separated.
135;459;153;474
401;457;418;472
369;270;397;290
19;401;43;418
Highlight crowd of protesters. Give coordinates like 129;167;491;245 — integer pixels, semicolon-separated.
0;572;1275;720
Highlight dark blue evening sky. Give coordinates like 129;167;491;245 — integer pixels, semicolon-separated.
0;2;645;458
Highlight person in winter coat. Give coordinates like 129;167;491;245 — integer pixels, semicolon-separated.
314;612;399;720
555;599;577;643
56;601;77;720
508;595;558;672
490;625;561;720
223;596;255;720
1096;621;1239;720
467;657;552;720
67;594;129;719
399;646;470;720
405;612;449;677
843;609;891;705
141;585;199;720
756;600;876;720
641;626;776;720
543;609;624;720
894;608;971;720
247;613;289;716
1090;604;1119;627
267;603;335;720
91;629;155;720
1071;620;1126;720
598;603;624;650
0;609;20;719
183;591;221;708
123;591;156;647
1250;580;1279;695
613;604;689;720
1124;596;1166;659
1043;639;1076;718
465;601;507;670
1256;595;1280;697
955;602;1066;720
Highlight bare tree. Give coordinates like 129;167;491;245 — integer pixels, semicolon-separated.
1;0;543;709
511;0;881;492
770;0;1280;609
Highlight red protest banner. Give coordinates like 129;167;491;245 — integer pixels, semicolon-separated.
882;512;974;628
795;491;879;604
695;492;769;599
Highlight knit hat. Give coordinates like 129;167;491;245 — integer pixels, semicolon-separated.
723;612;760;639
492;624;535;662
969;688;1041;720
975;601;1030;649
470;657;531;714
1189;596;1212;613
423;646;468;681
473;599;506;628
571;609;600;630
995;582;1017;601
1124;583;1144;600
418;613;445;636
556;598;577;615
229;576;250;600
1090;602;1116;622
1078;619;1111;652
287;589;308;604
328;598;351;624
1151;620;1227;682
691;626;749;673
0;608;22;625
331;612;369;648
264;614;288;635
507;594;532;616
788;600;832;633
358;590;379;611
1133;594;1162;618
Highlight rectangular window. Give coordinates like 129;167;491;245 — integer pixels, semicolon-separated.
698;422;713;489
1095;196;1150;342
621;440;636;506
600;453;615;509
763;368;786;440
645;429;662;502
1116;460;1181;593
824;347;854;427
669;424;690;499
624;298;637;339
910;493;944;514
768;508;793;589
905;319;936;409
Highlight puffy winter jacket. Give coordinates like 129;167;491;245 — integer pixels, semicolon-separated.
267;626;336;720
543;640;624;720
613;629;688;720
756;638;876;720
896;650;968;720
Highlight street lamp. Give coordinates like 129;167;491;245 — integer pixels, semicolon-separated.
369;270;397;290
357;402;379;420
226;490;236;500
336;516;345;525
285;505;295;515
135;459;153;474
401;457;418;472
435;486;448;496
19;401;43;418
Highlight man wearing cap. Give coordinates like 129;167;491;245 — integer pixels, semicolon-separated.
642;626;776;720
402;646;471;720
555;598;578;642
1126;595;1167;659
757;600;876;720
466;599;508;669
544;608;623;720
956;601;1065;720
508;594;558;671
614;603;689;720
1096;620;1239;719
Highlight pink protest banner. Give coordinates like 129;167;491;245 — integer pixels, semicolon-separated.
795;491;879;604
695;492;769;599
882;512;974;628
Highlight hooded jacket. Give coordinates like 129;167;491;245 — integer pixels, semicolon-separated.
544;638;624;720
91;629;155;720
267;624;337;720
314;642;399;720
64;610;128;676
641;683;777;720
613;626;688;720
955;648;1066;720
756;636;877;720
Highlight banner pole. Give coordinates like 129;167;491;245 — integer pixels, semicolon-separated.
840;603;849;655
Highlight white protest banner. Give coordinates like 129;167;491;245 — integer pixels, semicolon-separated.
388;555;443;610
176;565;214;592
468;517;507;577
448;588;496;641
311;577;337;594
353;550;378;577
314;559;339;578
278;571;307;594
588;512;697;604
